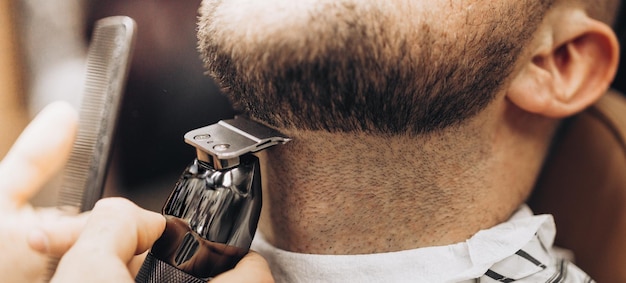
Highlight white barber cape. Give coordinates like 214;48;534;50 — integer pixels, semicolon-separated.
251;205;594;282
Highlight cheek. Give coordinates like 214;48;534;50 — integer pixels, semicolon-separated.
204;0;320;42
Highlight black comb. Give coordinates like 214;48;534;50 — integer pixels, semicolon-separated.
57;16;136;212
45;16;136;281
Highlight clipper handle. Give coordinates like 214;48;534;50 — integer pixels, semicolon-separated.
135;155;262;282
136;253;206;283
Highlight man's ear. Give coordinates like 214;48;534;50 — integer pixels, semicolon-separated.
507;9;619;118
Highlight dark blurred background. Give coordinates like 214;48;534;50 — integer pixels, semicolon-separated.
86;1;235;210
613;3;626;93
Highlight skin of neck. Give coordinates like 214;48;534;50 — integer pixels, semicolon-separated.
255;94;561;255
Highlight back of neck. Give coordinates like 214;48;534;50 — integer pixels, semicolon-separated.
255;126;531;254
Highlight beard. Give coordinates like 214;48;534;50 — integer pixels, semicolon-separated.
197;0;553;135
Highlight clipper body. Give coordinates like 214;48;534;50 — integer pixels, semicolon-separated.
136;117;289;282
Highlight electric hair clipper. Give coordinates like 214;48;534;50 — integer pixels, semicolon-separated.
135;116;290;282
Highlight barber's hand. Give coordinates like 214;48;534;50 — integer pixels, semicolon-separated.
0;101;78;282
30;197;165;282
35;197;273;283
1;101;273;282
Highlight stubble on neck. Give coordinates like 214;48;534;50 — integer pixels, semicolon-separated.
255;115;524;254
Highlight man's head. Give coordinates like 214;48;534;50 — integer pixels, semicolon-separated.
197;0;620;136
195;0;623;255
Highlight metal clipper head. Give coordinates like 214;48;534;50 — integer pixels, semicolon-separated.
184;116;291;169
136;116;290;282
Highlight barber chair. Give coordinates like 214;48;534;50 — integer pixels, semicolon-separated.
529;89;626;283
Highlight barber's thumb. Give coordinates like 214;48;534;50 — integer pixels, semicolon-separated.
211;251;274;283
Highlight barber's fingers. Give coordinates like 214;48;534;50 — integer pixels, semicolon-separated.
33;197;271;282
49;198;165;283
27;208;89;256
212;251;275;283
0;101;77;209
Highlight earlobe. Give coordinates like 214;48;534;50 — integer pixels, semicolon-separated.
507;12;619;118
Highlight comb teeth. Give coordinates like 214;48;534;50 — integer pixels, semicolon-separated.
57;16;136;212
45;16;136;283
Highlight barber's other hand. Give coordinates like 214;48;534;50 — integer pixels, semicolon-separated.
0;101;77;282
212;251;275;283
